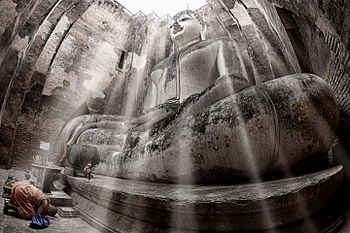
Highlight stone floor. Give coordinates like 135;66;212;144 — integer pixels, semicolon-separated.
1;168;350;233
0;169;100;233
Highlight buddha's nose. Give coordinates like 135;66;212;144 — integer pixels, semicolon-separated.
171;22;182;32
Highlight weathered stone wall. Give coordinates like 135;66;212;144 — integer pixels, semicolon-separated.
314;0;350;49
0;0;74;168
262;0;350;142
120;12;173;117
206;0;300;85
0;0;136;168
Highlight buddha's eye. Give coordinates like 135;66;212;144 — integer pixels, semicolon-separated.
179;17;190;22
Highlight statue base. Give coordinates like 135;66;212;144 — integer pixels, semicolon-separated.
66;165;345;232
64;166;88;178
32;163;62;193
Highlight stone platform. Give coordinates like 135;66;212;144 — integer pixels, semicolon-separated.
32;163;62;193
48;191;73;207
67;165;344;233
57;207;80;218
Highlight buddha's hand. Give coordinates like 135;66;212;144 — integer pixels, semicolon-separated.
166;97;180;104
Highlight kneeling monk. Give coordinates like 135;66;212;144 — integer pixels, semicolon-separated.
3;181;57;219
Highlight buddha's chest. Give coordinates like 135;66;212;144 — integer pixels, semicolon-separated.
152;45;220;98
179;47;219;78
178;47;220;100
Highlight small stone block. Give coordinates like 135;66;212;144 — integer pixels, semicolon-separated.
48;191;73;206
64;167;74;176
57;207;80;218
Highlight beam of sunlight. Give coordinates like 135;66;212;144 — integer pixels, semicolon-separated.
255;74;340;233
169;138;198;230
259;84;319;233
233;106;278;232
219;75;278;232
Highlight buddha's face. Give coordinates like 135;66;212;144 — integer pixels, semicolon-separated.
170;14;202;48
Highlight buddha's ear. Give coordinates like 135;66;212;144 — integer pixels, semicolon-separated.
200;23;207;40
170;35;177;53
171;43;176;53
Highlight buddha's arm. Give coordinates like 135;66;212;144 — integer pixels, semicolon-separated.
169;39;251;120
57;114;128;163
144;74;159;110
216;38;251;93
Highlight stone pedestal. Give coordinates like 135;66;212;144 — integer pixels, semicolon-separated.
49;191;73;206
2;185;11;199
32;163;62;193
67;165;344;232
32;164;76;218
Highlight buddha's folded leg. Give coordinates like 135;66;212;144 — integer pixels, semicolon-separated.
118;74;339;184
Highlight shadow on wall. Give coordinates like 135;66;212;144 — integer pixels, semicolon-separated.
275;7;312;73
333;142;350;188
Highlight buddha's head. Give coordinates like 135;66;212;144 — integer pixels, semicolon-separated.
170;10;205;49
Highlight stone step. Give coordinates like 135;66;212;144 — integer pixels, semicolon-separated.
66;165;344;233
57;207;80;218
48;191;73;207
32;163;63;193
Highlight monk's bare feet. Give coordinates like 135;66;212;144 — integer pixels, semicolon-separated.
3;199;9;214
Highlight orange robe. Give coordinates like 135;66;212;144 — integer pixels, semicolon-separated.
9;181;49;219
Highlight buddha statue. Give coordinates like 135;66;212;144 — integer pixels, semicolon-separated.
57;10;339;184
143;10;250;110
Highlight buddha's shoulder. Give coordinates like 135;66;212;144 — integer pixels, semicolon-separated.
196;37;233;46
152;54;177;71
184;37;233;53
152;38;234;71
